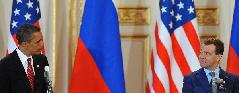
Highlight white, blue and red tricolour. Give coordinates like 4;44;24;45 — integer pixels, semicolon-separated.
227;0;239;76
70;0;126;93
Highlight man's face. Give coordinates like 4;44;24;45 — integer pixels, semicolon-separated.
199;44;221;70
26;32;44;55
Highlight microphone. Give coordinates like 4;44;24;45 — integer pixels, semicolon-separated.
44;66;53;93
44;66;50;83
212;77;226;93
212;77;218;93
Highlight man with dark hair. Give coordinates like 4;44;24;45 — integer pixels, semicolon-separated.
182;38;239;93
0;24;49;93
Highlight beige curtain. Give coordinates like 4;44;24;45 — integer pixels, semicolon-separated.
0;0;12;59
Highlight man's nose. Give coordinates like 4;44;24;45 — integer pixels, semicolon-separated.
39;40;44;48
200;53;206;58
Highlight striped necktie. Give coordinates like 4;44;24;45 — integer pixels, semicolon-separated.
27;58;35;92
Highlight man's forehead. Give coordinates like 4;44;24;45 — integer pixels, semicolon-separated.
31;32;42;36
30;32;42;40
202;44;216;51
204;44;215;47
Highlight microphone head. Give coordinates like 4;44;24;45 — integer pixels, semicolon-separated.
45;66;50;72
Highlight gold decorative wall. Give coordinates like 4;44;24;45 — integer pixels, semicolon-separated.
196;8;219;25
118;8;150;25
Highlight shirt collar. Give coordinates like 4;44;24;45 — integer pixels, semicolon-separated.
204;66;220;78
16;48;32;62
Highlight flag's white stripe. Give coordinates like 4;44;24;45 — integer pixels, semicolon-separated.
154;50;170;93
191;18;199;39
158;18;174;72
171;57;184;93
148;64;155;93
8;32;17;53
155;19;173;93
171;19;200;92
157;20;173;55
174;26;200;72
149;8;200;93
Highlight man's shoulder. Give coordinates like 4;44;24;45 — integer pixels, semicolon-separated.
185;68;203;78
33;54;46;58
0;51;19;71
33;54;48;62
0;51;18;65
223;71;239;80
33;54;48;65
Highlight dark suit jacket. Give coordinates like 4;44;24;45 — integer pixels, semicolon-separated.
182;68;239;93
0;50;49;93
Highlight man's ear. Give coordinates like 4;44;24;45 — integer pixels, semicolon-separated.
217;55;223;62
21;41;28;47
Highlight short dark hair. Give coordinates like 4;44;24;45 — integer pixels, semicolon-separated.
203;38;224;55
16;24;40;44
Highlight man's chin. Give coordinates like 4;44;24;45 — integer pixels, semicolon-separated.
32;52;42;55
200;64;206;68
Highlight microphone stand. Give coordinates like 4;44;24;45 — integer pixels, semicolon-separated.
46;80;53;93
211;78;217;93
212;77;226;93
44;66;54;93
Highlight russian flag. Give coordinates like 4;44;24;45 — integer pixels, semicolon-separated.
69;0;126;93
227;0;239;75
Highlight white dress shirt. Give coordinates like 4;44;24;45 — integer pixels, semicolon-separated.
204;66;220;83
16;48;35;75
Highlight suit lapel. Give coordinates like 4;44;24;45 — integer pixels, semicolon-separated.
33;55;46;93
219;68;232;92
33;56;39;76
219;68;227;80
195;68;211;92
33;55;43;78
12;50;32;92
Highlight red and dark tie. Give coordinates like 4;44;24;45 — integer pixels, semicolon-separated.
27;58;35;92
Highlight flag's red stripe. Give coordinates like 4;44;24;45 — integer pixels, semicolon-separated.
171;34;192;76
69;38;110;93
12;34;18;45
150;51;166;93
34;22;40;27
182;22;200;58
6;50;8;55
155;23;170;76
227;46;239;75
155;23;178;93
146;81;150;93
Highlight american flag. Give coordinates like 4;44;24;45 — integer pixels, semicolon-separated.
8;0;44;54
146;0;200;93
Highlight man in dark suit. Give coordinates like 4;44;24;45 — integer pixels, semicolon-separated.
0;24;49;93
182;39;239;93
